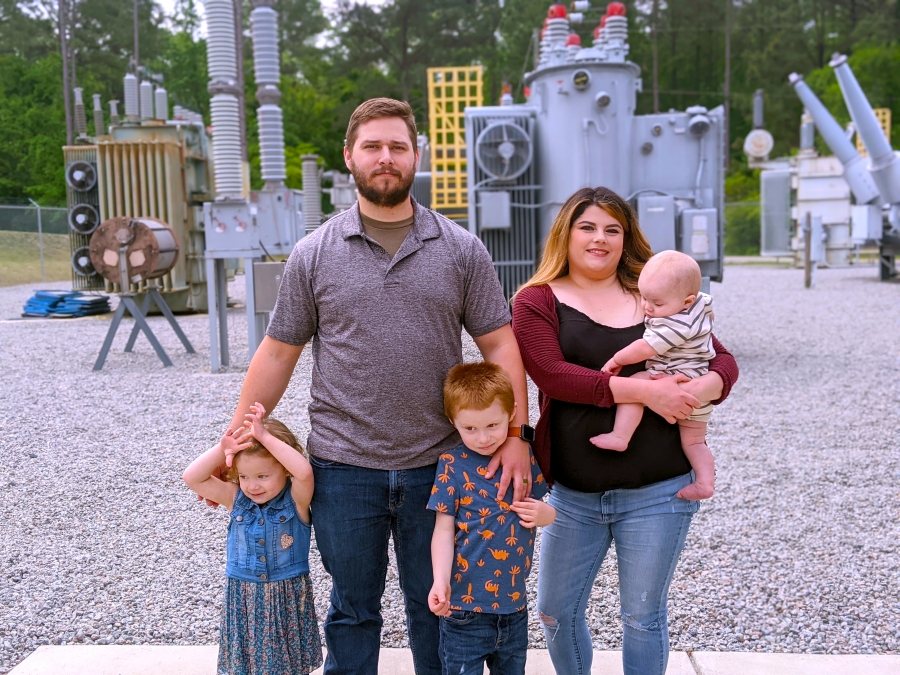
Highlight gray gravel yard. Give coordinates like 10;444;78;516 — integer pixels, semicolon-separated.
0;263;897;672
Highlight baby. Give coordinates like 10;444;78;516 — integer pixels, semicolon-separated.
591;249;716;500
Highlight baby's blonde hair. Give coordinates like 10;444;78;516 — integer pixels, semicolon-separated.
225;418;305;482
641;250;701;299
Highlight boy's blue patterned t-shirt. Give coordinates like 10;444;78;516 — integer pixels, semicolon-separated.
426;444;548;614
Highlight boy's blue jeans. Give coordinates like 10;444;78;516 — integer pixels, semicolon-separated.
439;609;528;675
310;457;441;675
536;473;698;675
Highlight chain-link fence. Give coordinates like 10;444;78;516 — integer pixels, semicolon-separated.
724;200;762;256
0;204;71;288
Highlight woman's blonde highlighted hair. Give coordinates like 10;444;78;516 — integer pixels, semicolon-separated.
516;186;653;296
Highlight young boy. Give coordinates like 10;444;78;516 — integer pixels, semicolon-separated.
427;362;556;675
590;249;717;501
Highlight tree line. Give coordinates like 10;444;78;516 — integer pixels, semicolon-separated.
1;0;897;209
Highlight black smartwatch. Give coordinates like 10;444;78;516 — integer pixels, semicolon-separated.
508;425;535;444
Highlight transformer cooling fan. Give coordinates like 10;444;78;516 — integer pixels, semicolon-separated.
68;203;100;235
65;161;98;192
474;121;532;181
71;246;97;277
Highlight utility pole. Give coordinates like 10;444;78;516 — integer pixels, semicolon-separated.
134;0;140;114
59;0;73;145
235;0;248;162
651;0;659;113
723;0;731;171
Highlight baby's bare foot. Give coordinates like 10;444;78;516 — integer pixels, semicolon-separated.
589;433;629;452
676;481;714;500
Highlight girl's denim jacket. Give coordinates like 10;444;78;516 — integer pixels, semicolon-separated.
225;481;311;582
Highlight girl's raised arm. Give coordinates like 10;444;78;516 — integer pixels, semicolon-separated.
183;433;244;510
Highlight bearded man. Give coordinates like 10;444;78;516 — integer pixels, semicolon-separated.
222;98;532;675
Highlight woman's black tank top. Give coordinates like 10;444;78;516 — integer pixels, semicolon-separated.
549;299;690;493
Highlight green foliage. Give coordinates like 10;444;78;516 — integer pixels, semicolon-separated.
1;0;898;214
805;43;900;150
724;169;761;255
0;53;68;204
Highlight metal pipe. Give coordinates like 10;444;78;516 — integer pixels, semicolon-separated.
830;53;900;205
752;89;764;129
28;199;45;282
138;143;149;215
92;93;104;137
788;72;881;205
146;143;158;218
154;144;166;223
108;145;122;218
129;144;140;214
97;144;108;221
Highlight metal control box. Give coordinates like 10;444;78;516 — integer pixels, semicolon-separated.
252;261;285;314
680;208;718;262
479;191;512;230
637;194;676;254
203;200;258;253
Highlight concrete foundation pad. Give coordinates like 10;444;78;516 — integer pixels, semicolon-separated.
10;646;900;675
690;651;900;674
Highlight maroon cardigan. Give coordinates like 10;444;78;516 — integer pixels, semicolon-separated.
512;284;739;485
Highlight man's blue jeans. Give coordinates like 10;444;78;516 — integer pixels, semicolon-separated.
310;457;441;675
439;609;528;675
536;472;698;675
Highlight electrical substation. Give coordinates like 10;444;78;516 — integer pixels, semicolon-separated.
57;1;897;371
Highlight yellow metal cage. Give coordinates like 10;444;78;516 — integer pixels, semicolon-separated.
426;66;484;220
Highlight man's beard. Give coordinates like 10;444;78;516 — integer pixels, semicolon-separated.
349;160;416;208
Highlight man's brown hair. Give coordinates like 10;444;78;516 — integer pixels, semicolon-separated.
345;98;418;151
225;418;305;483
443;362;515;421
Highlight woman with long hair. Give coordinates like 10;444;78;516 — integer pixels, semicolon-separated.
512;186;738;675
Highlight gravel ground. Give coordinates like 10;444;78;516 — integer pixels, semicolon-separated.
0;263;898;672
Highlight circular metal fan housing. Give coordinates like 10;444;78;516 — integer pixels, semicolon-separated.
68;203;100;235
65;161;97;192
71;246;97;277
475;121;532;181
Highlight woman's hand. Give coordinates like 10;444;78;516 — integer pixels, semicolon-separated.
642;374;700;423
677;371;724;403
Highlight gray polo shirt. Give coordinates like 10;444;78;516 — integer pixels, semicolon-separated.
266;200;511;470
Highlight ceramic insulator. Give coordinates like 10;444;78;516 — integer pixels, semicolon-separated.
210;94;244;197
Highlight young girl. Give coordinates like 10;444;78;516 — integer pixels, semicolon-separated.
183;402;322;675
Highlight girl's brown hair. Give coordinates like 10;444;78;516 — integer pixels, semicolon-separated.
516;186;653;296
225;418;305;483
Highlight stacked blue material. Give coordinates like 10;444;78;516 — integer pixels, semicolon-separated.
22;291;110;318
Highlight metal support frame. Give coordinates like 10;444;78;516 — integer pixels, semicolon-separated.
206;251;266;372
93;287;195;371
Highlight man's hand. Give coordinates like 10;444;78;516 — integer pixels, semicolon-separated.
485;437;531;503
428;581;452;617
511;498;557;528
602;357;622;375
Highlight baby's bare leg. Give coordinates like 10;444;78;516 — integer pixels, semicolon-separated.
675;420;715;500
590;372;651;452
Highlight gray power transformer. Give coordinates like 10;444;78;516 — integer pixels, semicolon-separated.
464;3;725;297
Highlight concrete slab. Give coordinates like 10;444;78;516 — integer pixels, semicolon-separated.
523;649;696;674
8;646;217;675
21;646;899;675
9;646;697;675
691;652;900;675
